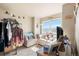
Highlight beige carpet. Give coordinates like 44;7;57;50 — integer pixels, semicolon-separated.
6;46;37;56
5;45;66;56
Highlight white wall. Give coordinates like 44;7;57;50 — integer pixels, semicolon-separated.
34;17;40;35
0;7;33;33
0;3;63;18
75;7;79;55
0;8;11;19
62;3;75;44
16;17;33;33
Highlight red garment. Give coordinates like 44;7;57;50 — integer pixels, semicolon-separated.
11;27;24;46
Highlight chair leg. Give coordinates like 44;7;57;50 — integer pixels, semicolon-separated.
56;52;59;56
56;50;59;56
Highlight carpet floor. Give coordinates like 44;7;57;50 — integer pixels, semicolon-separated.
5;46;37;56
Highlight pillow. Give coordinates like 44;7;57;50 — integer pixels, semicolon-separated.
25;32;34;40
43;45;49;54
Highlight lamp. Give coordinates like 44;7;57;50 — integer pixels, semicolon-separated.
23;16;25;19
5;11;9;14
12;14;15;17
18;16;21;19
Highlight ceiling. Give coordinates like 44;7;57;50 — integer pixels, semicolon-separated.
0;3;64;18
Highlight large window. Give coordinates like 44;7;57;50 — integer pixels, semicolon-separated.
41;18;62;34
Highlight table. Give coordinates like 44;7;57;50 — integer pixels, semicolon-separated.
36;42;62;56
36;47;48;56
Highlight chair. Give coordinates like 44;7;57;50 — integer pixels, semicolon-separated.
48;42;62;56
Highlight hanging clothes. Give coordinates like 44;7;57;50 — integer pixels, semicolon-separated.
6;21;12;41
11;26;24;48
3;22;9;47
0;22;4;52
1;18;20;48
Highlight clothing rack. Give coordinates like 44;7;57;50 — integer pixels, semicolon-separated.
1;18;19;25
1;18;20;55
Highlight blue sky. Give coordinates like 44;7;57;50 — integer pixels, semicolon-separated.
42;18;62;29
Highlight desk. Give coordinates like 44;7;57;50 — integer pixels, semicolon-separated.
36;42;61;56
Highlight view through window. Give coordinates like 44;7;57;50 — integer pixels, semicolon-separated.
41;18;62;34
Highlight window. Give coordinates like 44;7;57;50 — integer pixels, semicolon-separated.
41;18;62;34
